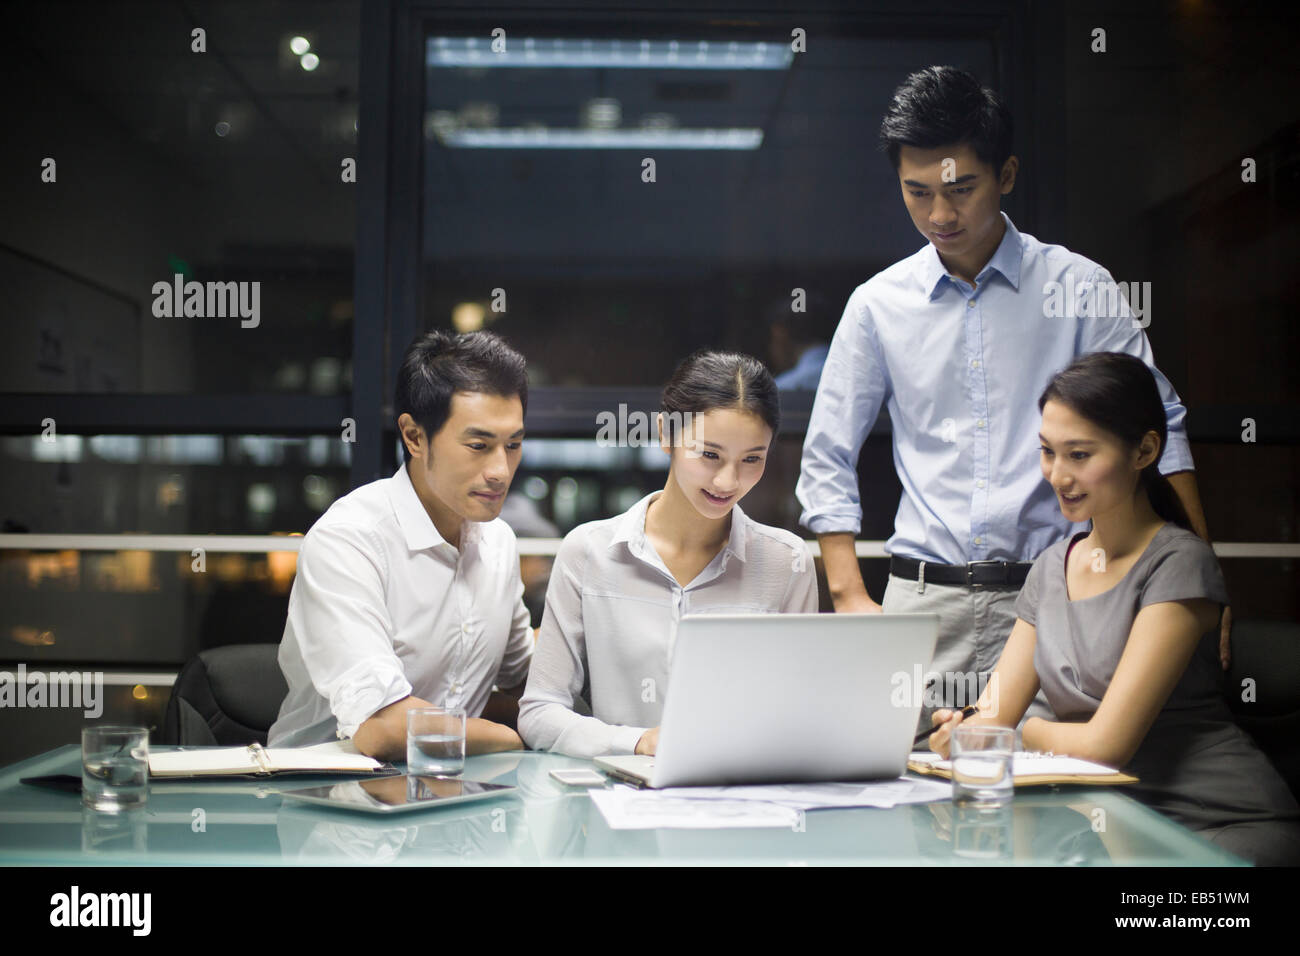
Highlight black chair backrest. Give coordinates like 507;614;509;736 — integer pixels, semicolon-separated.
1226;619;1300;802
161;644;287;746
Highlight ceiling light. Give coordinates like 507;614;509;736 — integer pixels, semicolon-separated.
427;36;792;70
436;127;763;150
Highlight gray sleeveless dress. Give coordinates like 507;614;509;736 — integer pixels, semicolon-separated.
1015;523;1300;865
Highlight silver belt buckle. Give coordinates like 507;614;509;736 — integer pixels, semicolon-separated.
966;560;1007;589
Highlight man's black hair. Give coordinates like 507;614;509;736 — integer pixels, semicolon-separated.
879;66;1014;173
394;330;528;462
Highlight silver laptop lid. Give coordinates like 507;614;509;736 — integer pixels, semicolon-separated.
651;613;938;788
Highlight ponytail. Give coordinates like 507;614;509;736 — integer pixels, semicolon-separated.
1142;466;1193;532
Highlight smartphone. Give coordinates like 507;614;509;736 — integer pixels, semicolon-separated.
548;769;608;787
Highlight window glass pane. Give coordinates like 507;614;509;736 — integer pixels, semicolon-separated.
1;435;351;534
2;1;359;394
421;27;994;385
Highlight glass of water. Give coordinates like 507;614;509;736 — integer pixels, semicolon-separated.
406;707;467;776
950;724;1014;809
81;725;149;812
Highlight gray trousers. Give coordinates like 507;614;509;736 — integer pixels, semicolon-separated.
881;573;1053;742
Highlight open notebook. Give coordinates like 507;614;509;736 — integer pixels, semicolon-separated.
148;740;397;779
907;751;1138;787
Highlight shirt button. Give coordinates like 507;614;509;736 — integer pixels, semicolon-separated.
452;683;463;694
977;479;986;488
976;419;986;428
967;300;976;309
970;359;980;369
974;537;984;545
461;624;470;635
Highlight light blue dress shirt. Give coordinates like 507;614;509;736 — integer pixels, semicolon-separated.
797;213;1194;565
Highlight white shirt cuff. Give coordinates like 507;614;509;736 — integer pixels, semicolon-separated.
609;724;649;756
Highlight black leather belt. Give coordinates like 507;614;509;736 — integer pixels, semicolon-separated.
889;556;1031;589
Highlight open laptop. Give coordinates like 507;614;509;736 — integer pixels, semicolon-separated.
595;612;938;788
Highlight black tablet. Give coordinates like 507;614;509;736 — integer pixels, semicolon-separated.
279;774;515;814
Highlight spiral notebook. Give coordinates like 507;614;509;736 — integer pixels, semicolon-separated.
148;741;397;780
906;751;1138;787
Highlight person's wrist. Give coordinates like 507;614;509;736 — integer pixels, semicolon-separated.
491;720;520;751
829;583;867;603
1022;716;1044;750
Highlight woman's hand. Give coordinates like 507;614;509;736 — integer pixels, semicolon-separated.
635;727;660;756
927;708;967;759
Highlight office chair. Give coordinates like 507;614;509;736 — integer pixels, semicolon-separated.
161;644;287;746
1225;619;1300;802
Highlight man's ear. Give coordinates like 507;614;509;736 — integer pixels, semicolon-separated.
657;412;672;457
999;155;1019;195
397;412;424;460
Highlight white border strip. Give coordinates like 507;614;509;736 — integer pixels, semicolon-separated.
0;671;178;686
0;534;305;552
1;534;1296;559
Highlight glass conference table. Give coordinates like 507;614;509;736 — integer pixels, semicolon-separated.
0;746;1245;866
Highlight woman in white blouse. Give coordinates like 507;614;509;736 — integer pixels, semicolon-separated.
518;351;819;757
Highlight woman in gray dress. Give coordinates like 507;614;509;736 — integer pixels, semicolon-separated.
928;352;1300;865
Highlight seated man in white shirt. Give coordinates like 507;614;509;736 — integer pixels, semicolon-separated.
268;330;534;759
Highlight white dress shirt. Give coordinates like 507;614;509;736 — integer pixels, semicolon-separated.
268;464;533;747
517;492;819;758
797;212;1194;564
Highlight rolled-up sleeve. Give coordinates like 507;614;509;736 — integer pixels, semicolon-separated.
289;523;411;739
1078;266;1195;475
517;532;646;757
797;289;890;534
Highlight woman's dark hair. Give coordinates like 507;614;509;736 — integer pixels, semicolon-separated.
1038;352;1192;531
660;350;780;445
879;66;1014;173
395;330;528;462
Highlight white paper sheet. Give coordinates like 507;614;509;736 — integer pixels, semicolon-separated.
588;775;952;829
588;787;801;829
656;776;951;809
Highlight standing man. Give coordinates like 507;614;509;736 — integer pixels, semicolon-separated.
797;67;1221;730
269;330;534;758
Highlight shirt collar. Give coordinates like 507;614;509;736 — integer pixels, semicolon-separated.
387;463;478;552
610;491;750;564
921;211;1023;299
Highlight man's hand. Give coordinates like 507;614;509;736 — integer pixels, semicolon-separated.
466;717;524;754
833;590;883;614
353;696;525;760
1219;605;1233;670
635;727;660;756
